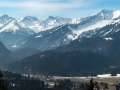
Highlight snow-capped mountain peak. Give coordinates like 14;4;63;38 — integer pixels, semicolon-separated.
46;16;72;22
95;9;120;20
0;14;13;20
48;16;56;19
21;16;39;22
0;15;14;24
96;9;113;19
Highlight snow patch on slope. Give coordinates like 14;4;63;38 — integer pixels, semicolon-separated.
35;35;42;38
70;20;113;39
112;10;120;19
12;45;19;48
103;37;113;40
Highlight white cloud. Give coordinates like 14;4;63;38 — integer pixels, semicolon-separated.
0;0;84;12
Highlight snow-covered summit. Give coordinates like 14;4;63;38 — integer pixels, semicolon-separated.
21;16;39;22
0;15;34;35
0;15;15;24
95;9;120;20
0;14;14;20
67;9;120;40
39;16;73;30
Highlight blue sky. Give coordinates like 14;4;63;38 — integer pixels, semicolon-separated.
0;0;120;20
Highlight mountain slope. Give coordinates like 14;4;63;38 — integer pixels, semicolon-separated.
13;25;72;50
79;20;120;38
55;29;120;57
68;9;120;40
12;47;41;59
0;41;19;67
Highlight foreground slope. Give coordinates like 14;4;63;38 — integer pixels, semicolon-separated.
7;51;112;76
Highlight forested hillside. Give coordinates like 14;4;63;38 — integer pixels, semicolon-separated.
6;51;113;76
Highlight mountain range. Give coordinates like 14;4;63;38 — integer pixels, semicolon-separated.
0;14;79;49
1;9;120;50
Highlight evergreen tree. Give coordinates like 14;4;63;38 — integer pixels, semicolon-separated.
0;71;8;90
53;82;57;90
87;78;95;90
